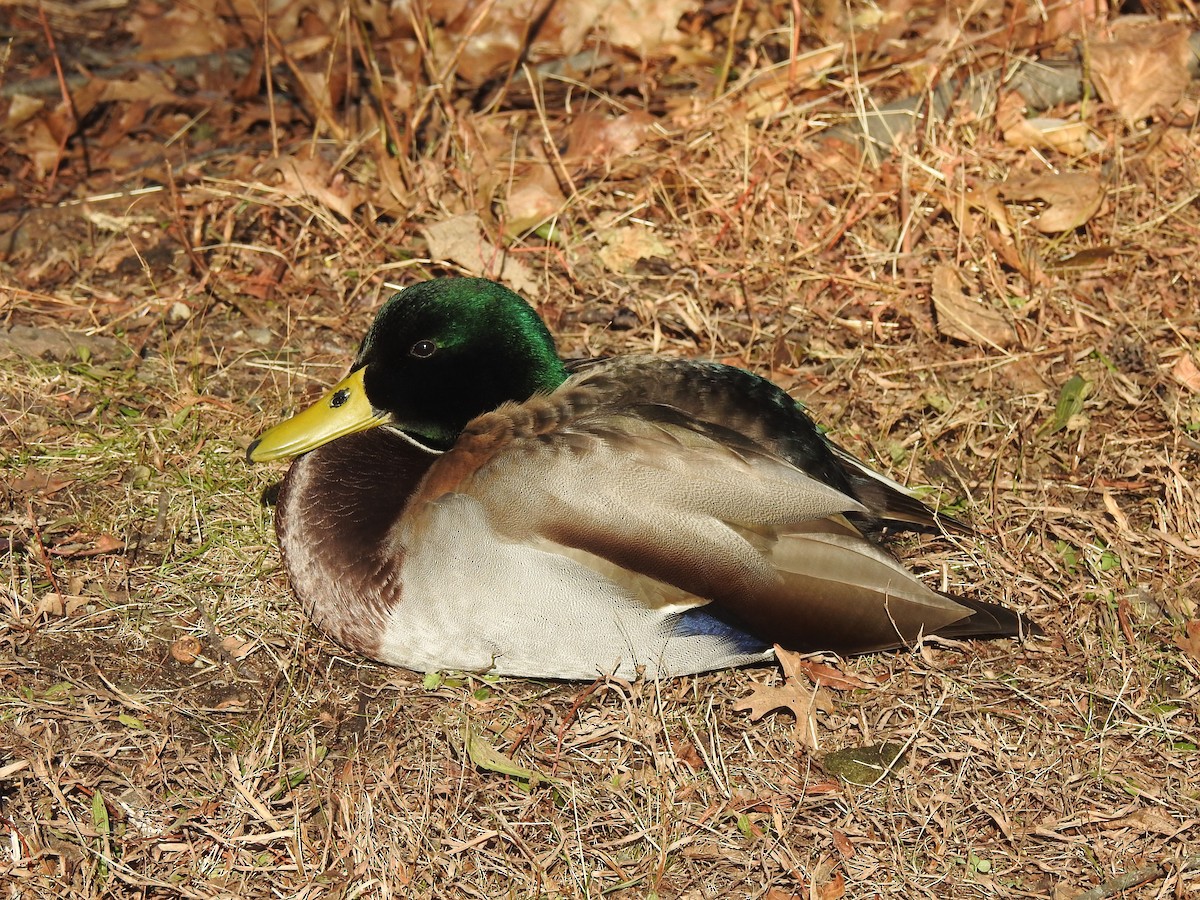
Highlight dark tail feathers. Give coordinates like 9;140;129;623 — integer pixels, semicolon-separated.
934;594;1041;642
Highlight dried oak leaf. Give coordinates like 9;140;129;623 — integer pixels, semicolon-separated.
1108;808;1186;837
733;646;836;749
220;635;255;660
1090;22;1193;125
6;466;69;496
831;829;855;857
370;134;410;215
1171;353;1200;393
597;0;700;58
422;0;696;84
1003;117;1096;155
12;116;64;181
596;226;672;273
674;740;704;769
563;110;655;173
504;148;565;236
732;45;843;121
999;173;1104;233
931;263;1018;349
422;214;538;296
125;5;230;61
36;593;89;617
1175;620;1200;662
95;71;178;106
819;871;847;900
505;177;562;235
6;93;44;128
257;153;364;220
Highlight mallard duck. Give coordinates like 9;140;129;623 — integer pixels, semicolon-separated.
248;277;1032;679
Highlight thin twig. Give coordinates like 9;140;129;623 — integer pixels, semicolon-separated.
1069;854;1200;900
36;0;77;189
25;499;59;595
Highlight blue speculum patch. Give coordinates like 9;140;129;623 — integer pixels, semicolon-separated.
672;606;769;655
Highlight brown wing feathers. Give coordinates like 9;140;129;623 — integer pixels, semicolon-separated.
566;356;967;534
410;374;1020;653
409;358;1029;655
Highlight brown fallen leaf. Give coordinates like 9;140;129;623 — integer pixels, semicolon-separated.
1090;21;1193;125
36;593;89;617
213;694;251;711
370;132;410;215
1107;808;1185;837
563;110;655;173
1171;352;1200;393
12;115;65;181
0;325;125;362
930;263;1018;349
95;70;178;106
6;466;69;496
1046;246;1119;273
733;646;835;750
257;152;364;220
1102;491;1134;537
416;0;696;85
983;228;1049;286
6;93;43;129
46;532;124;557
961;182;1013;237
999;173;1104;233
504;152;565;236
505;179;563;236
220;636;255;661
722;45;843;120
596;225;672;273
790;658;879;691
1116;595;1137;646
1175;620;1200;662
1039;0;1106;45
1003;117;1097;155
422;214;538;296
674;740;704;770
124;4;230;61
818;870;847;900
831;829;855;857
597;0;700;58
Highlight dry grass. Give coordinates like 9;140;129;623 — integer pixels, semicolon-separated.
2;2;1200;898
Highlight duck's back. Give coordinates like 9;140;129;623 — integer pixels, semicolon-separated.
563;356;964;534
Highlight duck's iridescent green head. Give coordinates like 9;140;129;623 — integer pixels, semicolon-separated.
248;278;568;461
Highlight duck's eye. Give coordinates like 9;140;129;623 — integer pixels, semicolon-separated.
330;388;351;408
410;339;437;359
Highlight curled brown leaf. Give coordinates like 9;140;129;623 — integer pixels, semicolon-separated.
931;263;1018;349
999;173;1104;233
1090;22;1193;125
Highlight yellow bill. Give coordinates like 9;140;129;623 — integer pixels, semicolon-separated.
247;367;388;462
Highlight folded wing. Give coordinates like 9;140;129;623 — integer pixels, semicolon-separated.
411;377;992;655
